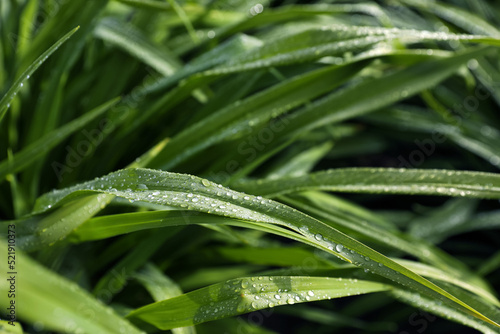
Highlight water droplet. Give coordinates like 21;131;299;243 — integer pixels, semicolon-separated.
314;234;323;241
307;291;314;297
299;226;309;233
467;59;479;70
137;184;148;190
187;193;193;198
335;244;344;252
241;281;249;289
202;179;211;187
287;298;295;304
274;294;281;299
243;196;250;200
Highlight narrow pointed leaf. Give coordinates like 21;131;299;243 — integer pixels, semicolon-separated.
127;276;390;330
234;168;500;199
0;26;79;123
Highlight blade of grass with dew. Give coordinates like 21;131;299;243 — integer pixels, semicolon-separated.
393;259;499;307
280;193;485;278
390;288;500;334
234;168;500;198
15;193;115;252
400;0;500;38
133;26;490;135
0;26;79;123
28;168;500;327
267;47;494;144
126;276;390;330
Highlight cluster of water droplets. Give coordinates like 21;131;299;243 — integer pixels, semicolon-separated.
320;24;478;42
3;74;32;110
36;169;293;228
193;276;328;323
249;3;264;16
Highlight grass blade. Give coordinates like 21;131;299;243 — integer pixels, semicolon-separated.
127;276;389;330
29;168;500;328
234;168;500;199
0;97;120;181
0;239;143;334
0;26;79;123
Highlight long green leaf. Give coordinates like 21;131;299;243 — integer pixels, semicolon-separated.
127;276;389;330
29;168;500;327
0;97;120;181
234;168;500;198
0;27;79;123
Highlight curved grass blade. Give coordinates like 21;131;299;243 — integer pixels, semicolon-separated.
17;194;114;252
0;26;79;123
391;288;499;334
280;192;495;302
366;107;500;170
271;46;493;142
30;168;500;327
0;239;143;334
126;276;390;330
0;97;120;181
94;18;179;77
147;61;366;169
234;168;500;199
92;227;182;299
401;0;500;38
70;211;241;242
265;142;333;179
148;47;492;171
134;263;197;334
394;259;499;307
219;25;500;72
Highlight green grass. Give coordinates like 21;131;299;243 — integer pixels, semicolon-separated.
1;0;500;333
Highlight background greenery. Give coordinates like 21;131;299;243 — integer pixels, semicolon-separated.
1;0;500;333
